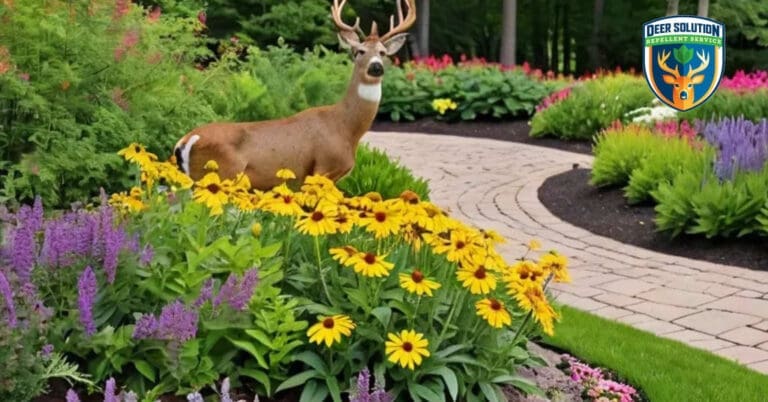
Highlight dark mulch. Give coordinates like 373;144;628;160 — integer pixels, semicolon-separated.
372;118;768;271
538;168;768;271
371;117;593;155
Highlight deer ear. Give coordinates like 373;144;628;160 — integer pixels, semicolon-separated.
383;33;409;55
338;31;362;50
662;75;676;84
691;74;705;84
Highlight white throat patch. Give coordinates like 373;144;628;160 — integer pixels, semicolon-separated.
180;134;200;174
357;82;382;103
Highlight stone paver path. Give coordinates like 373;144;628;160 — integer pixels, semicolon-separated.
364;131;768;375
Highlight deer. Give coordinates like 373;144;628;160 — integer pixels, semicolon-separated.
172;0;416;190
658;49;710;110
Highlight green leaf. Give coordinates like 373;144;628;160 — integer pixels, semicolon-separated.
326;376;342;402
245;329;275;348
371;306;392;329
239;368;272;396
276;370;321;393
409;382;443;401
226;337;269;369
299;380;328;402
432;367;458;401
133;360;156;382
478;382;502;402
292;351;328;375
499;376;546;397
673;44;694;64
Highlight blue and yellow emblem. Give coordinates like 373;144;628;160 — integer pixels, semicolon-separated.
643;16;725;111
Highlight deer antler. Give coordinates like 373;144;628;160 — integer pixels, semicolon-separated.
657;50;680;78
687;51;710;78
331;0;364;38
380;0;417;42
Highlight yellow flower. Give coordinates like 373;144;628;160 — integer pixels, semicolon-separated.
276;168;296;180
204;160;219;171
192;172;229;216
528;239;542;251
334;207;356;234
431;229;484;265
475;298;512;328
360;204;403;239
295;205;339;236
329;246;358;265
514;283;558;336
348;252;394;278
431;98;458;115
400;223;425;251
307;315;355;347
539;252;570;283
399;270;441;297
259;184;303;216
117;143;158;167
456;264;497;295
503;260;546;294
251;222;262;237
155;160;194;189
385;329;430;370
109;188;145;213
482;229;506;245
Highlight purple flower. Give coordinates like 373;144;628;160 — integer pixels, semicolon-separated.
77;266;98;336
104;377;119;402
350;368;392;402
213;268;259;311
194;278;214;308
122;391;138;402
139;244;154;267
220;377;233;402
41;344;54;358
102;224;125;284
133;300;198;342
132;314;159;339
701;117;768;181
0;270;17;328
66;389;81;402
7;200;41;282
187;392;204;402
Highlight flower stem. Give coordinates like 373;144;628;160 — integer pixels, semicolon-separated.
510;311;533;346
436;291;464;348
314;236;333;304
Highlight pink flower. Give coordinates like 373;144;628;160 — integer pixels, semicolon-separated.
197;10;207;25
721;70;768;93
147;6;161;22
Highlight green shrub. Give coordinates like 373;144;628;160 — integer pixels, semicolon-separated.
678;89;768;123
590;125;658;188
380;62;551;122
0;1;349;209
530;74;654;140
338;144;430;200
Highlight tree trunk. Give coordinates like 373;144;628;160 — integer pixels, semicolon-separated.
697;0;709;17
666;0;679;16
415;0;430;57
532;0;547;69
550;1;560;72
588;0;604;71
562;1;571;74
500;0;517;66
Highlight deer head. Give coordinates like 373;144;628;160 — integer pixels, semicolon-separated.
331;0;415;91
658;49;710;109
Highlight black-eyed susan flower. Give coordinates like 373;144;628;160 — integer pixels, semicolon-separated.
481;229;505;245
539;252;570;283
361;204;403;239
329;246;358;265
385;329;430;370
514;282;558;336
276;168;296;180
307;315;355;347
475;298;512;328
259;184;303;216
155;160;193;189
431;229;484;265
118;143;158;167
334;207;356;234
109;187;145;213
295;205;339;236
193;172;229;216
503;260;546;294
456;264;497;294
399;269;441;297
348;252;394;278
401;223;425;251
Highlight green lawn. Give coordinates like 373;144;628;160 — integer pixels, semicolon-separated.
543;305;768;402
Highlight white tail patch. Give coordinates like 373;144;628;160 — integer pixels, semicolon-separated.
357;83;382;103
179;134;200;174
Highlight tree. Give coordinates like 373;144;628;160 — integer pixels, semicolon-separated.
698;0;709;17
588;0;604;70
415;0;430;56
500;0;517;65
666;0;679;15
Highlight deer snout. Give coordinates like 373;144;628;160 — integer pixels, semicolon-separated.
367;59;384;77
680;90;689;100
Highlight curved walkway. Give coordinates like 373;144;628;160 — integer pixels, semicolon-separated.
365;131;768;375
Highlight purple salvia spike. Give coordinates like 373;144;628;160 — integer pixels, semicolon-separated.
122;391;139;402
0;270;17;328
77;266;98;336
194;278;214;308
220;378;233;402
187;392;204;402
156;300;198;342
351;368;371;402
132;314;159;339
66;389;81;402
103;377;118;402
102;224;125;284
139;244;154;267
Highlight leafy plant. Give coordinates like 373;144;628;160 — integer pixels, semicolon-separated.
337;144;430;201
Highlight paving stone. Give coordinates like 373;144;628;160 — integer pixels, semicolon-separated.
689;338;736;352
674;310;762;335
636;287;716;307
719;327;768;346
560;285;604;298
758;341;768;351
664;280;711;293
616;313;655;325
592;306;634;320
736;290;763;298
747;360;768;375
593;292;643;307
626;301;697;321
554;293;607;312
726;278;768;293
598;278;657;296
715;346;768;364
573;274;628;287
632;318;685;335
704;297;768;320
704;283;741;298
664;329;714;343
752;321;768;331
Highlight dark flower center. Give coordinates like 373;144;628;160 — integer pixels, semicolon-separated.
474;266;487;279
375;212;387;222
490;299;502;310
282;195;292;204
364;253;376;264
520;271;529;280
359;211;368;218
134;145;141;153
455;241;465;249
207;184;220;194
311;211;324;221
322;318;335;329
402;341;413;352
411;270;424;283
336;215;348;224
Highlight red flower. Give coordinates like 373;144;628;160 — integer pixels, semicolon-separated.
147;6;161;22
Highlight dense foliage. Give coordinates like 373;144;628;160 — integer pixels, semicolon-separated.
0;144;573;401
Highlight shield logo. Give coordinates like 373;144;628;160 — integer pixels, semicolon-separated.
643;16;725;111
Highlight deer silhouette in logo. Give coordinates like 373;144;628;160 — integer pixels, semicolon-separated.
657;48;710;110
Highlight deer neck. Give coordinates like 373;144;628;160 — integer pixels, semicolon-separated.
336;69;381;147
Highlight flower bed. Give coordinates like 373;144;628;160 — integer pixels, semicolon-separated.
0;143;573;401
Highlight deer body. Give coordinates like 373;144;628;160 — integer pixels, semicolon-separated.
173;0;415;189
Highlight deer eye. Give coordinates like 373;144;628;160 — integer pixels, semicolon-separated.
379;50;386;57
355;50;365;57
674;84;679;88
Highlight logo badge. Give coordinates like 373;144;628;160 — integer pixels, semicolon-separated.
643;16;725;111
